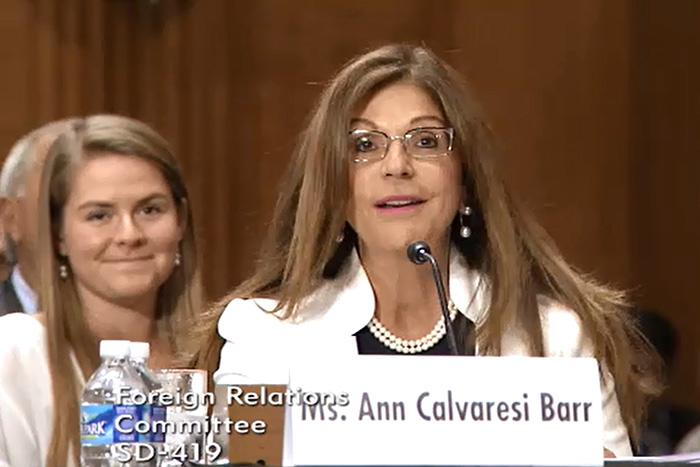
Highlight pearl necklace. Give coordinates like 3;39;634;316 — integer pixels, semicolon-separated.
368;301;460;354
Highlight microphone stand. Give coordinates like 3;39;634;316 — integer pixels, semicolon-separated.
407;242;459;356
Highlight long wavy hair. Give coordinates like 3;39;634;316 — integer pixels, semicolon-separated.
37;115;203;466
193;44;659;442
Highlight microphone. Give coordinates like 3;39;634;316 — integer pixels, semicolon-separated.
406;241;459;355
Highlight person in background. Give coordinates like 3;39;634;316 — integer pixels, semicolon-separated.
194;44;661;458
0;119;78;316
0;115;203;467
635;308;700;455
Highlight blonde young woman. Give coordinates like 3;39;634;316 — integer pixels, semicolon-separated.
0;115;202;467
195;44;659;456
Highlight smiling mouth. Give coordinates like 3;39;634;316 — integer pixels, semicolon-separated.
374;199;427;209
105;257;153;263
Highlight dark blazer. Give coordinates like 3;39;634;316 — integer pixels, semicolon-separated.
0;277;24;317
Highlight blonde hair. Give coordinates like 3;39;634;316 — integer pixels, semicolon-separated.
37;115;203;466
195;44;659;442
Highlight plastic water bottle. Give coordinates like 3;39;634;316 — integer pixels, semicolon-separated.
128;342;160;392
80;340;153;466
129;342;166;447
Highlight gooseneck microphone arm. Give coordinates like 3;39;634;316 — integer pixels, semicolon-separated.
406;241;459;355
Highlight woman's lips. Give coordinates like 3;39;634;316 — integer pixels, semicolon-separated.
103;257;154;266
374;196;427;215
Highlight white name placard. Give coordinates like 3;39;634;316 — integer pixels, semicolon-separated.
284;356;603;466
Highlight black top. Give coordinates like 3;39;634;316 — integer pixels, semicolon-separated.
0;277;24;317
355;313;475;356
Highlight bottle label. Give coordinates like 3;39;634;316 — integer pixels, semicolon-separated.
114;405;140;442
80;404;115;446
150;405;167;443
80;404;143;445
137;404;151;443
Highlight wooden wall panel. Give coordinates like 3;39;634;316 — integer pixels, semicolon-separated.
27;0;105;120
450;0;635;289
0;1;33;150
631;0;700;409
0;0;105;166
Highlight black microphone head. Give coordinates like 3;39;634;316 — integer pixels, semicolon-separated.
407;241;431;265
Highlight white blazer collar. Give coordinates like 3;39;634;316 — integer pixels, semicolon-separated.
302;245;488;335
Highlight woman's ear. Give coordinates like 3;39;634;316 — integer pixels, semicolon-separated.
57;232;67;257
461;183;473;209
176;197;189;242
55;212;68;257
1;198;21;242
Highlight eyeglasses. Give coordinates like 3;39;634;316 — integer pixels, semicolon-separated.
348;127;455;163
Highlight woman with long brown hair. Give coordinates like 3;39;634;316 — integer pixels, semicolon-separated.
196;44;658;456
0;115;202;467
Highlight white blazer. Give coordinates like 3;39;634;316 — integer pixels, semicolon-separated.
215;248;633;457
0;313;82;467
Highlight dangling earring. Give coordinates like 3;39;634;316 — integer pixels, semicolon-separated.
335;223;345;244
59;263;69;280
459;205;472;238
174;252;182;267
